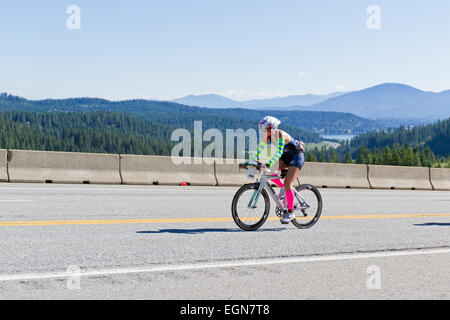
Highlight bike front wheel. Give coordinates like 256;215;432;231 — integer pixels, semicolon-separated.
291;184;323;229
231;183;270;231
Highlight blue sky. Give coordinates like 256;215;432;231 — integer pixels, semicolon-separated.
1;0;449;101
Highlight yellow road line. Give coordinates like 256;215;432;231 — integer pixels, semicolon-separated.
318;213;450;220
0;213;449;227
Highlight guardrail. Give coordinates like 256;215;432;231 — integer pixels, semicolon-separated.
0;149;449;190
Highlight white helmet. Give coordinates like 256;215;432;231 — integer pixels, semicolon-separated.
259;116;281;130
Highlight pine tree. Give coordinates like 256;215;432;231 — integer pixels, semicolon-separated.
305;151;317;162
402;146;415;166
344;152;352;164
319;147;326;163
328;149;339;163
382;146;393;165
356;146;370;164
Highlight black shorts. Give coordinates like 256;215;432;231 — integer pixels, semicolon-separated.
280;152;305;169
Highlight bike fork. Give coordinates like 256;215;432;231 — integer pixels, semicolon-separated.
248;182;264;208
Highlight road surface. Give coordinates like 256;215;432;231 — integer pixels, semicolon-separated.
0;183;449;299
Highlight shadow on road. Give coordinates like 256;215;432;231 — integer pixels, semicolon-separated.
413;222;450;227
137;228;286;234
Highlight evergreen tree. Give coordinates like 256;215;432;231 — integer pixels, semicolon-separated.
382;146;393;165
391;145;402;166
344;152;352;164
356;146;371;164
328;149;339;163
305;150;317;162
318;147;326;163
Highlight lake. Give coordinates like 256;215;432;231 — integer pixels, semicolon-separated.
320;134;357;141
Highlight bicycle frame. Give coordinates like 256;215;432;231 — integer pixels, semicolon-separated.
247;168;309;211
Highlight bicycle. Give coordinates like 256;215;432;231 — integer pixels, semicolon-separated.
231;162;323;231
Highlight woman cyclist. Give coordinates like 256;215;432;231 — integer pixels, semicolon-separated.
249;116;305;224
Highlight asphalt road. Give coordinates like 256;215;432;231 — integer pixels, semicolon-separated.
0;183;449;300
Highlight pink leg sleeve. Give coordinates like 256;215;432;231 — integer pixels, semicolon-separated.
286;189;295;211
271;174;284;188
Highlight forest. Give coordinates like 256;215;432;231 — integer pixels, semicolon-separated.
0;111;176;155
305;144;448;168
333;117;450;167
0;93;449;168
0;93;320;142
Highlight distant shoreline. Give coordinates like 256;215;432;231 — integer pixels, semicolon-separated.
320;134;356;141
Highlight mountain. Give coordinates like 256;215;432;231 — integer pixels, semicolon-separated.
171;83;450;120
172;94;240;108
241;92;344;109
171;92;345;109
301;83;450;120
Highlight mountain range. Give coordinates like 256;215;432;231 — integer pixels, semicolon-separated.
0;93;391;136
172;92;344;109
172;83;450;121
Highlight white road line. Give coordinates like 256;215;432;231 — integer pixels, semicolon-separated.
0;248;449;282
0;187;222;192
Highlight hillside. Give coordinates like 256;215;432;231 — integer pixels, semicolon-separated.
303;83;450;120
0;93;320;142
338;117;450;159
0;111;176;155
2;109;448;167
0;93;382;138
203;108;380;134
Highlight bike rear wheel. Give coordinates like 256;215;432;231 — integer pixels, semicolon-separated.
291;184;322;229
231;183;270;231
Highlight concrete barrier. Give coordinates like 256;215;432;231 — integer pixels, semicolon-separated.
3;148;447;190
7;150;121;184
215;159;256;186
368;165;432;190
0;149;7;182
298;162;370;189
120;155;217;186
215;160;370;188
430;168;450;191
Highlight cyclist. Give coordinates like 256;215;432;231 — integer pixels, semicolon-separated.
249;116;305;224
